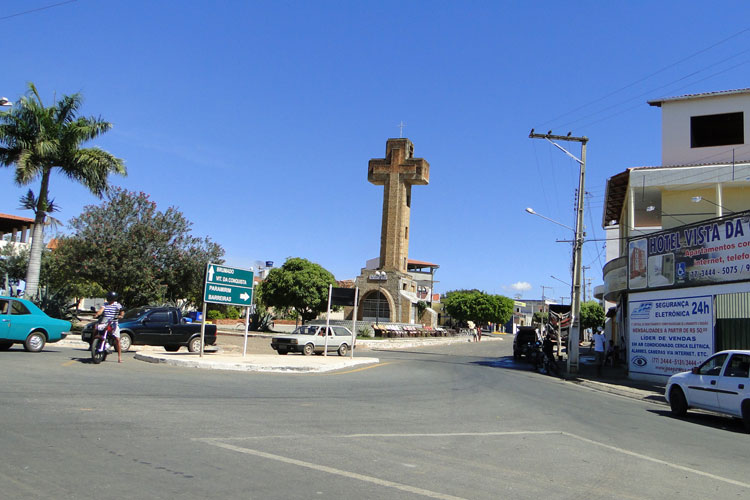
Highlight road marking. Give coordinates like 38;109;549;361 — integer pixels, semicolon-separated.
62;360;76;366
562;431;750;490
320;361;394;375
196;438;467;500
198;430;750;490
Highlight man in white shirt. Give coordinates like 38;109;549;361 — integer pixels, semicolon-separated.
592;326;607;376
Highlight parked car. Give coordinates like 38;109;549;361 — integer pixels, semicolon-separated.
81;306;217;352
513;326;540;359
665;350;750;431
271;325;354;356
0;296;71;352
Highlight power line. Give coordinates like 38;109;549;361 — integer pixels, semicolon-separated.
0;0;77;21
539;27;750;128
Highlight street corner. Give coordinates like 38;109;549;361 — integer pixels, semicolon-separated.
133;351;381;373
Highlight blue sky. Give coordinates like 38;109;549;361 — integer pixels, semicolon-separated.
3;0;750;302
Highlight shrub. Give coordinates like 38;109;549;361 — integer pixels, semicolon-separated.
358;325;374;338
206;310;222;320
226;307;241;320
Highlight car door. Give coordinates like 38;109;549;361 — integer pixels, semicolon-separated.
0;299;11;339
4;299;39;341
716;353;750;417
140;310;172;345
686;353;728;412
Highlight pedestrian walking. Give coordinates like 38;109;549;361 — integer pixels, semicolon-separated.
592;326;606;376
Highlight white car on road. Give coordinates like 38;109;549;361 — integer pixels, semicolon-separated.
665;350;750;431
270;325;355;356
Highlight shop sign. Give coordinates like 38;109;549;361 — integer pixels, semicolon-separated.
629;294;714;377
628;211;750;290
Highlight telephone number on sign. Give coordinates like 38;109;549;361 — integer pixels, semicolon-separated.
719;264;750;275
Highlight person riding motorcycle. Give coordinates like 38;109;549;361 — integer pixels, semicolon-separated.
95;291;125;363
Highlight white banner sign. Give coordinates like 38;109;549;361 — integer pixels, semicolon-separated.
629;294;714;377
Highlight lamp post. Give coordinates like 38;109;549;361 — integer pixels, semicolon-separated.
525;207;575;231
0;97;12;107
373;271;387;325
525;207;581;373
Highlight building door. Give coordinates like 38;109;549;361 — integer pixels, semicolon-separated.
362;291;390;323
716;292;750;350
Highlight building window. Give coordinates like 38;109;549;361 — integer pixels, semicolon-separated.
405;226;409;239
691;112;744;148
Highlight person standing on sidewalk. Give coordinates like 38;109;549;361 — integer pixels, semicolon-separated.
592;326;606;376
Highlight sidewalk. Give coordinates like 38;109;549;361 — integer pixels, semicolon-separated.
562;345;666;406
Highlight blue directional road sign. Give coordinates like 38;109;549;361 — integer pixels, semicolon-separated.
203;263;254;307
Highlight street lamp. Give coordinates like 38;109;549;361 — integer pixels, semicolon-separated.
524;207;582;373
525;207;576;231
373;271;387;325
550;275;570;287
0;97;12;107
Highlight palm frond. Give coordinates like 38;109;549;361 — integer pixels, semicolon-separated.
18;190;38;213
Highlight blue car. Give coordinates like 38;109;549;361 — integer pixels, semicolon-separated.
0;296;71;352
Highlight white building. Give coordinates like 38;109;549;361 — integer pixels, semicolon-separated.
601;88;750;383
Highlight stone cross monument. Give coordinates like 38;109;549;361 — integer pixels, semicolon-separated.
368;138;430;273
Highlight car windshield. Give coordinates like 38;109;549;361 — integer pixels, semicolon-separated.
292;326;319;335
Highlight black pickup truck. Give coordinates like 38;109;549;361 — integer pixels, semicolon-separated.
81;306;217;353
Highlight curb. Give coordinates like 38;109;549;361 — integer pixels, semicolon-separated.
569;377;666;405
133;352;380;373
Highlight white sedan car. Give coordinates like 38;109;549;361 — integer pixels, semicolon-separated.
665;350;750;431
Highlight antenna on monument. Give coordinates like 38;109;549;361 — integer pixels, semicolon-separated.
398;121;406;138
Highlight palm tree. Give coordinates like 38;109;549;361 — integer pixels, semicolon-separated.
0;83;126;299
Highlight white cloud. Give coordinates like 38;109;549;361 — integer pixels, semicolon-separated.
510;281;532;292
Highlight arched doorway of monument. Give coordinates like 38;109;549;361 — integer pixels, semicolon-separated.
359;289;392;325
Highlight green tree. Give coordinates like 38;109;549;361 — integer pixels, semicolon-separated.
0;244;29;295
580;300;605;331
51;188;224;308
0;83;126;299
442;289;514;328
258;257;336;323
533;311;549;324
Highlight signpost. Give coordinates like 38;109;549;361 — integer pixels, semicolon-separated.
201;263;254;357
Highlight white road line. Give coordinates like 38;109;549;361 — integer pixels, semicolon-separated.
197;430;750;490
562;432;750;490
196;439;467;500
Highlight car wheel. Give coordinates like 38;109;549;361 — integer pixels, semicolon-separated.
188;337;202;353
513;350;519;360
337;343;349;356
669;386;688;417
164;345;180;352
0;341;13;351
119;333;132;352
277;348;288;355
302;343;314;356
741;400;750;433
24;331;46;353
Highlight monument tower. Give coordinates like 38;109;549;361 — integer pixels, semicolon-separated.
368;138;430;273
350;138;433;326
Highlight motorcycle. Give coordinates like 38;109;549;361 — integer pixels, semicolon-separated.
90;319;117;364
525;340;561;377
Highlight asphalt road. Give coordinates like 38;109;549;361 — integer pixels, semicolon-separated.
1;338;748;499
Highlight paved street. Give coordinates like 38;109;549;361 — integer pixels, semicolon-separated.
1;338;748;499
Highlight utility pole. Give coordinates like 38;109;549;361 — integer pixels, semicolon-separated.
529;129;588;374
582;265;590;302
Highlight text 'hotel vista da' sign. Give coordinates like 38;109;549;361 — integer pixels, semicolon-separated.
203;263;254;307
